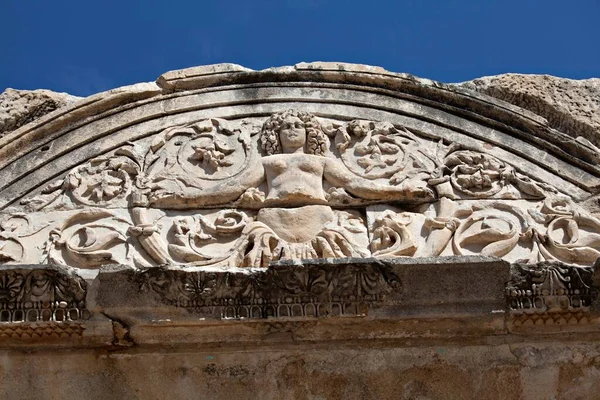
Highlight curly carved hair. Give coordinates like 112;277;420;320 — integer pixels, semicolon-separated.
260;110;329;156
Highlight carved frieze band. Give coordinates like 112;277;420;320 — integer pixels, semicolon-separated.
0;266;88;337
1;110;597;271
2;195;598;270
507;262;598;325
135;261;401;319
0;261;594;329
127;260;599;323
21;111;553;212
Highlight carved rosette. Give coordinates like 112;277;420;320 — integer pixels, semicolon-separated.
22;153;141;211
432;150;553;200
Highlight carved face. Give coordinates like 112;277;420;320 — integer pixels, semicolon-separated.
279;116;306;152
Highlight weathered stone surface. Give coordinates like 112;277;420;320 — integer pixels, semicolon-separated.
456;74;600;145
94;256;509;326
1;110;596;276
157;63;253;91
0;88;80;136
1;63;600;399
3;341;600;399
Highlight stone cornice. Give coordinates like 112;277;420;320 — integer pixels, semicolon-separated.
0;257;597;349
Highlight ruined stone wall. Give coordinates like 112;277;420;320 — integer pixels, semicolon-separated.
4;342;600;400
0;63;599;400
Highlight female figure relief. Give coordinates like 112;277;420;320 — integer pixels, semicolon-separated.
146;110;434;208
257;110;435;206
140;110;437;267
230;110;435;267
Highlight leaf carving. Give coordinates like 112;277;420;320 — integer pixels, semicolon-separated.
48;210;129;268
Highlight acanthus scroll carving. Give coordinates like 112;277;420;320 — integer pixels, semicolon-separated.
335;120;436;185
22;153;141;211
131;206;369;268
46;210;130;269
452;204;528;258
168;210;250;264
138;110;439;209
21;110;556;212
145;118;255;203
366;195;600;267
370;211;417;257
0;214;48;263
10;109;599;271
525;197;600;265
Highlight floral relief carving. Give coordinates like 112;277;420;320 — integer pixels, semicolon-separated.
143;119;256;206
69;156;138;206
139;110;438;209
46;210;130;269
10;110;600;273
447;151;507;197
452;204;528;258
439;150;554;200
168;210;250;264
335;120;437;185
191;137;235;172
370;211;417;257
366;196;600;267
21;152;141;211
0;266;88;324
0;214;48;263
507;261;597;323
0;271;24;301
524;197;600;265
21;110;556;211
131;206;370;269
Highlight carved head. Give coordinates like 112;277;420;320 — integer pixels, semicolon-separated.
346;120;376;137
260;110;328;155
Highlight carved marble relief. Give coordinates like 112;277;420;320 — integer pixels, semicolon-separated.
0;265;88;337
135;262;401;319
507;261;597;325
4;109;598;272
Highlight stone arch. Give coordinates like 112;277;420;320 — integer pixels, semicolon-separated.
0;62;598;275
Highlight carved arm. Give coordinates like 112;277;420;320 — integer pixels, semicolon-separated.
323;158;435;203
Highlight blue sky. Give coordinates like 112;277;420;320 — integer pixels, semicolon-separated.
1;0;599;96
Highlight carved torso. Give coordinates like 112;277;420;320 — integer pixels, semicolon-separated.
263;153;327;203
